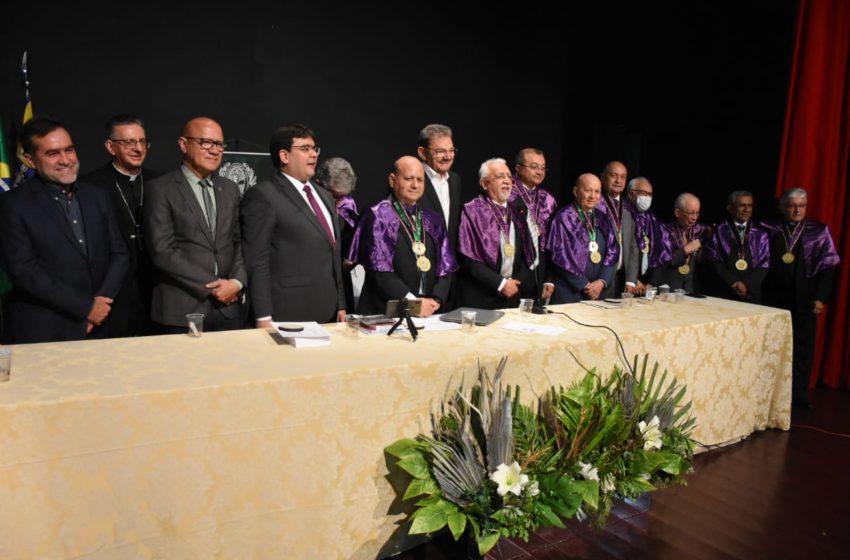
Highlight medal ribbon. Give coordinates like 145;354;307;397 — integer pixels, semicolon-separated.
782;221;805;256
485;198;512;242
576;205;597;243
391;195;423;246
733;220;750;261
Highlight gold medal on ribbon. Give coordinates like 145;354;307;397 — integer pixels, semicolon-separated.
641;235;650;254
678;264;690;275
735;259;748;271
412;241;426;256
782;252;795;264
416;255;431;272
590;251;602;264
503;243;515;257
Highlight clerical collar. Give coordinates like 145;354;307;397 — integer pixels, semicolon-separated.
112;161;141;181
423;163;448;182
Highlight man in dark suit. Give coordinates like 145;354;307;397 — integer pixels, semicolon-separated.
143;117;246;333
417;123;462;310
240;124;346;326
598;161;640;298
82;114;158;337
0;116;128;343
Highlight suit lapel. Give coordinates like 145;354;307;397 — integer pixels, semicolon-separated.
275;174;335;244
175;170;215;246
30;179;87;259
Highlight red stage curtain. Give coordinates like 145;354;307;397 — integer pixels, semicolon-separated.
776;0;850;388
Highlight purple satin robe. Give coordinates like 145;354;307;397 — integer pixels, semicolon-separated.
664;221;711;250
509;177;558;251
348;199;458;277
705;220;770;269
335;195;359;228
763;219;840;277
547;205;619;275
457;195;536;269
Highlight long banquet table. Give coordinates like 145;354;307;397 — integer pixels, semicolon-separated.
0;297;791;559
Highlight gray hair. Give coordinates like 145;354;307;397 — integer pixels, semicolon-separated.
515;148;544;167
627;177;650;193
418;123;453;149
779;187;808;206
316;157;357;196
674;192;699;210
727;190;753;206
479;158;507;179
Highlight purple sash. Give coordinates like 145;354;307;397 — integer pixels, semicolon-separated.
547;205;619;274
335;195;359;228
705;220;770;268
458;195;536;269
763;219;840;277
509;177;558;251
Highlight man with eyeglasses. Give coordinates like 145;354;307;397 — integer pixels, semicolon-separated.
625;177;671;290
597;161;640;299
416;123;462;310
763;187;839;408
144;117;246;333
240;123;347;325
704;190;770;304
457;158;537;310
660;193;711;293
0;116;128;343
510;148;557;303
82;114;158;337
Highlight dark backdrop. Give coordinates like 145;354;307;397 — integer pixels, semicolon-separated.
2;2;795;226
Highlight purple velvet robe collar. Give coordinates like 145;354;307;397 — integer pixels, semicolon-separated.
347;199;458;277
665;221;711;248
335;195;359;228
458;195;536;269
509;177;559;251
633;208;672;268
705;220;770;269
764;219;840;277
547;204;619;274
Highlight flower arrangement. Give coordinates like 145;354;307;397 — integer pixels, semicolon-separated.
385;355;696;556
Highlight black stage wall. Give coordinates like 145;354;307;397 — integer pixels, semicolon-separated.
1;2;795;226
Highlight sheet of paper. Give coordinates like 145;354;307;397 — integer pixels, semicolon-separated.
500;321;566;336
271;321;331;340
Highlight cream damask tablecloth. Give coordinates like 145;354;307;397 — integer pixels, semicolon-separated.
0;297;791;559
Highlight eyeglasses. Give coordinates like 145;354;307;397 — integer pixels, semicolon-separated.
518;163;547;172
110;138;151;149
429;148;458;157
184;137;227;151
288;145;321;154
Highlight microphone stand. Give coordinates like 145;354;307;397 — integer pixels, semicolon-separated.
387;300;419;341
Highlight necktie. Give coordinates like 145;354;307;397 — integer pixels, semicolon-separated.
201;179;216;238
303;184;335;244
736;223;746;237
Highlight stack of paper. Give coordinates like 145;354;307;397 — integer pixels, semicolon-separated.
272;322;332;347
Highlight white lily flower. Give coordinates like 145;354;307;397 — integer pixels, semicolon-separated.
527;479;540;497
490;462;529;496
578;461;599;482
638;415;663;451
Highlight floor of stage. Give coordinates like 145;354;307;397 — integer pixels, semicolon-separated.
393;387;850;560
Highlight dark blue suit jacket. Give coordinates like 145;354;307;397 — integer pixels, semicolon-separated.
0;176;129;343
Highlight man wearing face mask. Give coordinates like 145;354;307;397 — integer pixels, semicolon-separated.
626;177;671;291
597;161;639;298
458;158;537;310
704;190;770;303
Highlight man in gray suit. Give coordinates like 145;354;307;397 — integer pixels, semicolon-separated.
240;124;346;327
144;117;246;333
598;160;641;297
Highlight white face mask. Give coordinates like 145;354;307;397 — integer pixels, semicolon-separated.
635;195;652;212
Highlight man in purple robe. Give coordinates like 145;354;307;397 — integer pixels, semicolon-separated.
510;148;557;303
626;177;672;289
348;156;457;317
660;193;711;292
704;190;770;303
597;161;640;298
458;158;538;310
546;173;619;304
764;188;840;408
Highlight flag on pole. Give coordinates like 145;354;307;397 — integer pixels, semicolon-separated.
0;120;12;192
12;51;35;188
